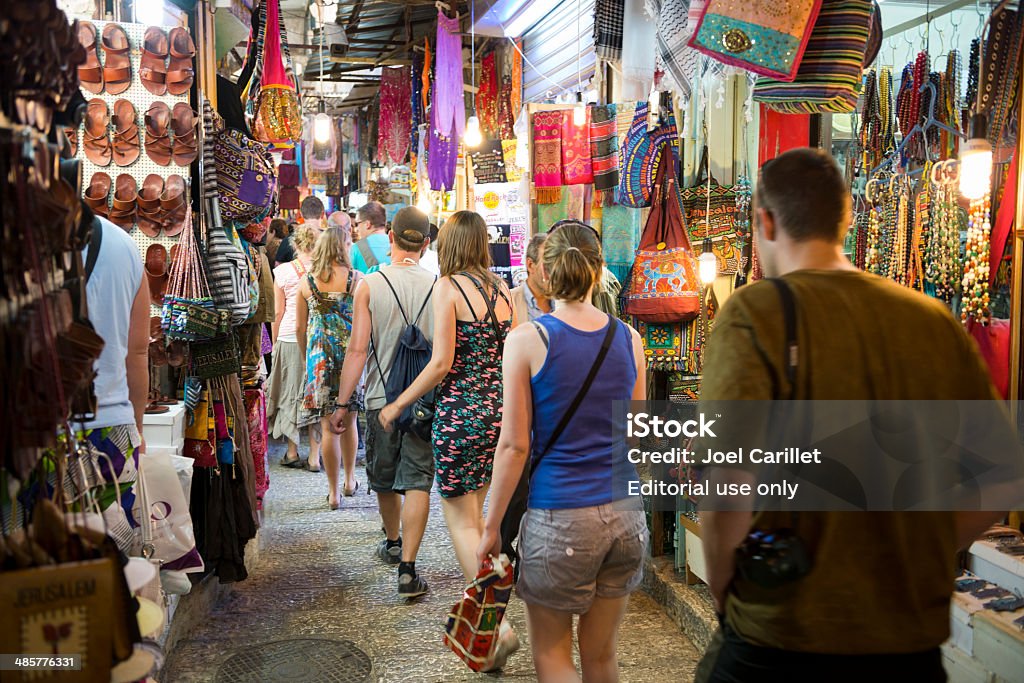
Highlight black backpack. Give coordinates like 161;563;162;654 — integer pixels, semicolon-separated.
371;271;436;436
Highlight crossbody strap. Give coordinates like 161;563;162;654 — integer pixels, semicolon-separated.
84;216;103;280
767;278;798;400
533;315;618;473
356;238;379;269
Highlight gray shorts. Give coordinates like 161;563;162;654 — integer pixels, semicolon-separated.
364;409;435;494
516;503;648;614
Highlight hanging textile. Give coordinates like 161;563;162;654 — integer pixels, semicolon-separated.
422;37;432;115
498;77;516;140
501;140;522;182
478;52;499;136
533;110;564;204
416;123;430;194
433;9;466;139
635;319;692;371
650;0;703;100
618;101;678;208
510;39;523;116
378;65;412;165
429;114;458;191
562;109;594;185
244;388;269;510
538;184;589;228
978;5;1024;147
601;204;642;281
589;104;619;202
247;0;303;144
594;0;626;61
411;50;425;160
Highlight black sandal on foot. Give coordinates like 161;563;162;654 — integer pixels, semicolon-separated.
280;456;303;468
344;481;360;497
304;462;322;473
327;495;340;511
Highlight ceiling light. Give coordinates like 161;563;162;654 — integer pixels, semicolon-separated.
698;238;717;285
960;115;992;200
464;116;483;148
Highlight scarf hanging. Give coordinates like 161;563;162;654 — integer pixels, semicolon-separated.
538;184;588;229
601;205;642;282
411;51;425;159
422;37;432;115
378;65;412;165
594;0;625;61
429;112;458;191
478;52;500;136
589;104;619;202
561;109;593;185
510;39;523;115
502;140;522;182
533;110;564;204
498;76;516;140
616;101;637;145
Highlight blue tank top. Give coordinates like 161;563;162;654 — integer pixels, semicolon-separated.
528;315;638;509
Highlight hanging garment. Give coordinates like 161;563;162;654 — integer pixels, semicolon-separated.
651;0;702;100
412;51;425;157
433;9;466;138
561;109;594;185
244;387;269;510
422;37;432;114
416;123;430;193
590;104;620;201
378;65;412;165
497;77;516;140
533;110;564;204
429;115;458;191
537;184;589;230
510;39;523;116
594;0;626;60
601;205;643;282
478;52;499;136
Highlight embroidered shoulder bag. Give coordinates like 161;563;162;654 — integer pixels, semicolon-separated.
618;100;679;208
681;146;743;275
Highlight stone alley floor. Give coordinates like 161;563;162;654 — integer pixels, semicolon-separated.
162;439;700;682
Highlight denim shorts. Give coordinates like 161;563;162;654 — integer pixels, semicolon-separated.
516;502;648;614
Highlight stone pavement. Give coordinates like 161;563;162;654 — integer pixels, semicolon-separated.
162;439;700;682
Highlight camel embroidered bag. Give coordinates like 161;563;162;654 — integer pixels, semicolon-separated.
621;157;701;323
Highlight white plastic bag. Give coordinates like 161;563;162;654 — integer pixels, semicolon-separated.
135;453;204;573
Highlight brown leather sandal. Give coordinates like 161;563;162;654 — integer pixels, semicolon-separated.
144;102;173;166
84;171;111;219
161;174;187;236
101;23;132;96
140;27;169;96
77;22;103;94
166;27;196;97
170;103;199;167
83;98;111;166
111;99;140;166
137;173;164;238
64;127;78;157
109;173;137;231
145;243;169;306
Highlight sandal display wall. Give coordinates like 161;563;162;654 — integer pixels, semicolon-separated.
71;19;194;312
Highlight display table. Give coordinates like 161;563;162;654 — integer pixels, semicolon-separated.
143;402;186;457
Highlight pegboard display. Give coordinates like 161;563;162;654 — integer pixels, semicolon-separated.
70;19;194;300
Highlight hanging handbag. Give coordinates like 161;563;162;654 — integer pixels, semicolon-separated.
207;224;255;326
618;100;679;208
752;0;874;114
621;158;701;323
214;127;277;223
249;0;303;144
681;146;743;275
163;209;223;342
443;554;514;672
688;0;824;81
191;332;242;380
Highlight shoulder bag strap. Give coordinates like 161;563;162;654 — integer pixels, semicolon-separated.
84;216;103;281
533;315;618;473
767;279;798;400
356;238;379;269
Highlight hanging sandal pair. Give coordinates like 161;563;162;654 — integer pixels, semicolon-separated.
140;26;195;97
77;22;131;95
138;173;187;236
83;98;140;166
145;102;198;167
85;172;138;230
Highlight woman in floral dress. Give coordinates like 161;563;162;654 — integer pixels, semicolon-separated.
296;226;362;509
378;211;519;670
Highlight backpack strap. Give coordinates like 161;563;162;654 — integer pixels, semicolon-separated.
767;278;798;400
532;315;617;474
84;216;103;280
378;270;410;325
356;238;379;270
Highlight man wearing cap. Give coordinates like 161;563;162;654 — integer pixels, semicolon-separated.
331;206;436;598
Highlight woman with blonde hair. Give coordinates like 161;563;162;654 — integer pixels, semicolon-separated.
379;211;518;667
478;220;647;682
296;226;363;509
269;222;322;471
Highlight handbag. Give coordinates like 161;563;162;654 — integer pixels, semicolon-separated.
681;146;743;275
278;163;300;187
207;224;256;326
621;158;701;323
247;0;303;144
162;208;223;341
443;554;514;672
752;0;874;114
618;100;678;208
190;333;242;380
688;0;824;81
214;127;277;223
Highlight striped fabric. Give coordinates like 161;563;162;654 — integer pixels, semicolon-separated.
589;104;619;193
594;0;625;61
752;0;873;114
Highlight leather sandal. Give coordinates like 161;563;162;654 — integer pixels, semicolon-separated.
77;22;103;94
64;127;78;157
137;174;164;238
161;174;187;236
83;98;111;166
109;173;137;231
145;403;170;415
170;103;199;167
140;27;169;96
144;102;172;166
84;171;111;219
111;99;140;166
101;23;132;96
145;243;169;306
166;27;196;96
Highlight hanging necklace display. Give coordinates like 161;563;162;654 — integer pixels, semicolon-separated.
880;66;896;154
859;69;882;172
865;177;887;275
942;50;962;159
962;192;993;324
925;161;963;303
854;201;869;270
889;176;912;285
965;38;981;128
910;161;932;290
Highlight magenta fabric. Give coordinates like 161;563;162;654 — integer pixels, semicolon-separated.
378;65;412;165
432;10;465;138
244;388;269;509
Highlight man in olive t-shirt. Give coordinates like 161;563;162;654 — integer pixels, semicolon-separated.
697;149;1005;681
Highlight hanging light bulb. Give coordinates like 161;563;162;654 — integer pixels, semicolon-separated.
313;108;332;144
960;115;992;200
698;237;717;286
464;115;483;148
573;92;587;127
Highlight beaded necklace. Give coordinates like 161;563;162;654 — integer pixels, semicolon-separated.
931;170;964;303
854;209;869;270
943;50;963;158
966;39;981;117
896;63;915;138
961;194;992;324
859;70;881;171
890;179;912;285
910;163;931;291
880;67;896;153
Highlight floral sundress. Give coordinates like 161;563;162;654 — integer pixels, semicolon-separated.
300;270;363;423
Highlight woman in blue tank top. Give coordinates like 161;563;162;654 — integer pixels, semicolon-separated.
479;221;648;682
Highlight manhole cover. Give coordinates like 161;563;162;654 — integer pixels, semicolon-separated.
216;639;371;682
